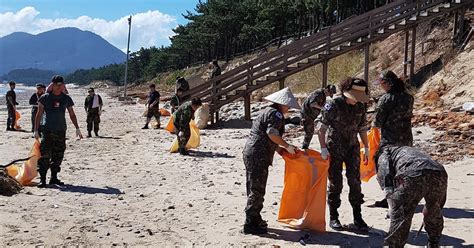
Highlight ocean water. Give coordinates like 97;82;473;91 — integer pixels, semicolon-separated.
0;84;30;98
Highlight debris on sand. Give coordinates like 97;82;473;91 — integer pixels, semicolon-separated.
0;169;22;196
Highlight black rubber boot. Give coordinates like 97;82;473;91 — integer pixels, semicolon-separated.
243;219;268;235
427;242;439;248
179;148;189;156
329;219;343;231
142;124;149;129
353;205;369;230
258;219;268;228
95;131;99;137
49;172;65;186
38;172;47;188
87;131;92;138
374;198;389;208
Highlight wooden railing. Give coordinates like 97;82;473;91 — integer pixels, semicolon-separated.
182;0;472;121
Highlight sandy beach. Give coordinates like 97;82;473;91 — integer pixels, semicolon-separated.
0;86;472;247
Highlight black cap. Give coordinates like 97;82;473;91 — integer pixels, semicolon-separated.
51;75;64;84
375;70;398;85
88;87;95;92
36;83;46;88
8;81;16;85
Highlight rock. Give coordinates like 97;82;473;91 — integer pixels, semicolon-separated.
273;202;278;206
147;229;153;235
168;205;175;210
188;203;193;207
447;130;462;136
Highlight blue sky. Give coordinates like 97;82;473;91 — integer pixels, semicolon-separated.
0;0;198;51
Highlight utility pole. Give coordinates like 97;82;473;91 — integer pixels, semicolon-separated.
124;15;132;98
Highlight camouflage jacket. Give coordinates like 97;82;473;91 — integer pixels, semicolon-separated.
376;146;446;191
173;102;194;129
243;106;285;165
374;91;414;148
301;89;326;121
319;96;368;146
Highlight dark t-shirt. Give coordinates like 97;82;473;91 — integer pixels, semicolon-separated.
148;91;160;107
6;90;16;107
39;92;74;132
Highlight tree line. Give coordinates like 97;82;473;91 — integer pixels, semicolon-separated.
66;0;391;85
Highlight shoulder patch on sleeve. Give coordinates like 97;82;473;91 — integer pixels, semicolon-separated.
275;111;283;119
323;102;332;111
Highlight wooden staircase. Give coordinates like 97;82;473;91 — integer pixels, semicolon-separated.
182;0;473;122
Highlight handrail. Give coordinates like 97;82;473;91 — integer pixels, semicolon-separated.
182;0;471;113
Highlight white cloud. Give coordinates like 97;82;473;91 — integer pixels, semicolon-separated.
0;7;177;52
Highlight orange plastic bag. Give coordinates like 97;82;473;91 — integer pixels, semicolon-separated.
359;127;381;182
6;139;41;186
14;111;21;130
278;150;330;233
169;120;200;153
159;108;171;117
164;116;175;133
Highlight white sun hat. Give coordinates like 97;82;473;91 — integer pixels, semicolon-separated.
264;87;301;109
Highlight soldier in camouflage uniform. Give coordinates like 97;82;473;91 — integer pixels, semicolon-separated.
34;75;83;188
243;88;300;235
377;146;447;248
301;84;336;150
373;70;415;208
318;78;371;231
173;98;202;155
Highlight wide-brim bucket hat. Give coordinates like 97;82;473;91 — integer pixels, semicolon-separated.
342;78;370;103
264;87;301;109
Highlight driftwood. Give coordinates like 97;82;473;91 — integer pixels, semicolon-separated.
0;169;22;196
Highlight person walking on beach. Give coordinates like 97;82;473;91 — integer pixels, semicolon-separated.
29;84;46;132
142;84;160;129
6;81;19;131
170;89;183;114
377;146;447;248
84;87;103;137
373;70;414;208
318;78;370;231
300;84;336;151
173;98;202;155
243;87;300;235
34;75;83;188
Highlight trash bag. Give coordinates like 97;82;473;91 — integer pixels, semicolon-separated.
278;149;330;233
14;111;21;130
194;103;210;129
164;116;176;133
169;120;200;153
359;127;381;182
6;139;41;186
160;108;171;117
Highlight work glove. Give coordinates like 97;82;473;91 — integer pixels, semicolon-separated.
321;147;329;160
76;128;83;139
363;147;370;165
286;145;297;155
34;131;40;139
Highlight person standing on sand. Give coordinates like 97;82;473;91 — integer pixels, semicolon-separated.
300;84;336;151
34;75;83;188
317;78;370;231
29;84;46;132
84;87;103;137
173;98;202;155
6;81;19;131
142;84;160;129
242;87;300;235
372;70;414;208
376;146;447;248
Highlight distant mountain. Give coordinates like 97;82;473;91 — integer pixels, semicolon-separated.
0;27;125;78
1;68;58;85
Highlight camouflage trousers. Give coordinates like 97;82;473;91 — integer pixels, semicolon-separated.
243;154;269;224
86;108;100;132
301;114;315;149
176;124;191;149
385;170;448;248
38;131;67;175
327;143;364;218
31;107;38;132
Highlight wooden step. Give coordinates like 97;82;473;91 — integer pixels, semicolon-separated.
432;7;440;13
399;19;407;26
420;11;428;17
388;24;396;30
444;3;451;8
409;15;417;21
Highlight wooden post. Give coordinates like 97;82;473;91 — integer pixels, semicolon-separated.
245;64;253;121
453;11;459;47
403;30;409;78
364;44;370;83
279;78;285;90
244;94;251;121
410;26;416;84
322;60;328;87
